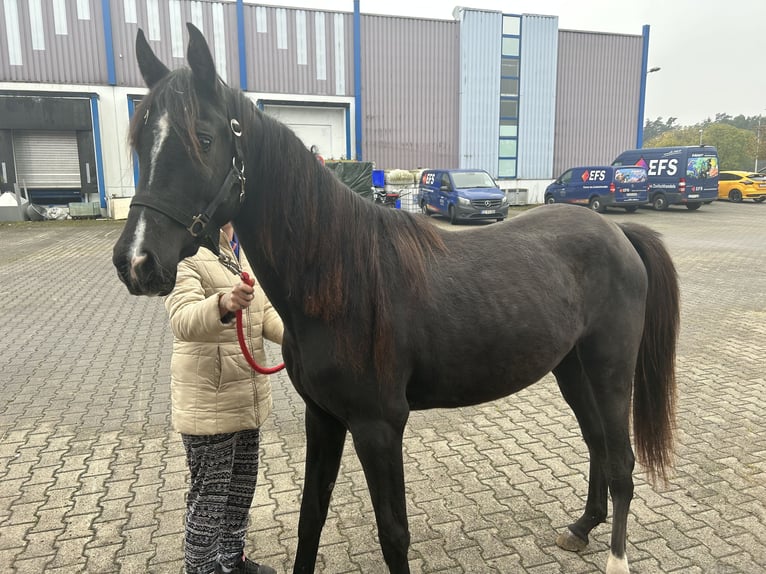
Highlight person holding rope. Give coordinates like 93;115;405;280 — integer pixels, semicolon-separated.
164;222;283;574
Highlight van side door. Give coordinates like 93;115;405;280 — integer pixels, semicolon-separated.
436;171;453;215
613;166;648;203
566;168;589;203
420;170;436;211
685;151;719;201
549;169;573;202
579;168;609;203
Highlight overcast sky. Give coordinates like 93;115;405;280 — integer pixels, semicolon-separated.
255;0;765;126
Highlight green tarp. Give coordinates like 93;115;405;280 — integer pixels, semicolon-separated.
325;161;374;200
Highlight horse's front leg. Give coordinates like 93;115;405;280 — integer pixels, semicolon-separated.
349;414;410;573
293;401;347;574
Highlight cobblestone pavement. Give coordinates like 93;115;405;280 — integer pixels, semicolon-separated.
1;201;764;573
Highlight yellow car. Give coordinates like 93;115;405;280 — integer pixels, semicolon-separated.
717;171;766;202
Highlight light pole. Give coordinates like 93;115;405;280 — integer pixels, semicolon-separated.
637;66;660;148
636;38;661;149
756;115;762;172
637;25;652;148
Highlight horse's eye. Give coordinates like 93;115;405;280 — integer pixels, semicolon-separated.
197;134;212;152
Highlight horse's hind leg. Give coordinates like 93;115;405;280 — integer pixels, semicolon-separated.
554;345;636;574
293;401;347;574
552;349;609;551
348;414;410;573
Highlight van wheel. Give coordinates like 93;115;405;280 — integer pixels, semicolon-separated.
652;194;668;211
686;203;702;211
449;205;458;225
420;200;431;216
755;197;766;203
728;189;743;203
625;206;638;213
589;197;606;213
545;195;556;205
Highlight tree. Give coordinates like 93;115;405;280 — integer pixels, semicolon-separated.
643;117;678;142
645;123;756;171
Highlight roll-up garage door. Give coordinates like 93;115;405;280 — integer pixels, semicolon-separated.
262;105;346;160
13;131;81;188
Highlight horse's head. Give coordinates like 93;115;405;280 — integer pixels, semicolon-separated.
113;24;244;296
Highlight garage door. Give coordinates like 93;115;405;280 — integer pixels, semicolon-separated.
13;131;81;188
263;105;347;160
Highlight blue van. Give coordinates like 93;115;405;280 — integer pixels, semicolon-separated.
544;165;649;213
418;169;509;224
611;146;719;210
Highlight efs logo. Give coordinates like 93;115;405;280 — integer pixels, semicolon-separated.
647;158;678;176
582;170;606;182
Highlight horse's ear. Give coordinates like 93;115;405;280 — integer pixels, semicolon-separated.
186;23;217;93
136;28;169;88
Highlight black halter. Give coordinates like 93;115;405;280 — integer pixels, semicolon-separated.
130;113;246;256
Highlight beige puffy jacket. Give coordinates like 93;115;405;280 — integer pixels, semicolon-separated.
164;231;283;435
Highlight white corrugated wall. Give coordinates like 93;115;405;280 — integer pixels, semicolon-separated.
456;8;502;175
517;14;558;180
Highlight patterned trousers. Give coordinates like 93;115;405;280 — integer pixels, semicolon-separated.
181;429;261;574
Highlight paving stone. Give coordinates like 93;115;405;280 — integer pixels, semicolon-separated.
2;204;766;572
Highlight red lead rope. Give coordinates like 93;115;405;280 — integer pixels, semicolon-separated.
235;272;286;374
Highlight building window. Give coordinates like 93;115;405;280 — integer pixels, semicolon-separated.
501;37;520;57
499;159;517;178
499;14;521;179
501;59;519;78
500;118;518;137
499;99;518;118
500;78;519;97
502;15;520;35
499;139;517;157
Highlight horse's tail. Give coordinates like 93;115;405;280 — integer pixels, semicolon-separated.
619;222;680;484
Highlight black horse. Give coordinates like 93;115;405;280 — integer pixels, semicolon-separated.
113;25;679;574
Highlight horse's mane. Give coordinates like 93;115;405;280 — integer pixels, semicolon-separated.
131;69;447;375
237;90;447;374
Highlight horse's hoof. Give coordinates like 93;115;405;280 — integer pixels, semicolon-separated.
606;552;630;574
556;528;588;552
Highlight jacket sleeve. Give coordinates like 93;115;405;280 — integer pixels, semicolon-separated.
239;251;283;345
164;258;231;343
261;295;284;345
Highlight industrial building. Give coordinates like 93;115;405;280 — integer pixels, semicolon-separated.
0;0;650;211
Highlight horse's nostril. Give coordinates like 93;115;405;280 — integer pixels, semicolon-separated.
130;253;148;282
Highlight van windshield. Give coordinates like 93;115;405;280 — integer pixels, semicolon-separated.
451;171;496;188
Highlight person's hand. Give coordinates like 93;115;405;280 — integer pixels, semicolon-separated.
219;280;255;315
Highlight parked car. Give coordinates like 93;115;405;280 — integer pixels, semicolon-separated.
717;171;766;203
612;146;719;210
419;169;509;224
544;165;649;213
